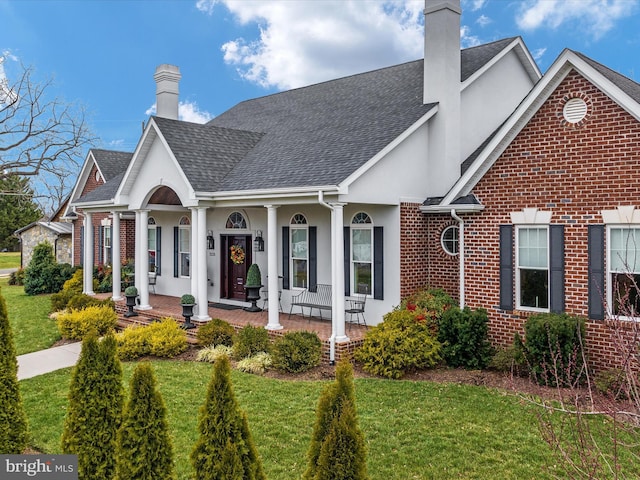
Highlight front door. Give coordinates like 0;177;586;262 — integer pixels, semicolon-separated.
220;235;252;300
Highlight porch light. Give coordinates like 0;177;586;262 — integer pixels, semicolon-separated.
254;230;264;252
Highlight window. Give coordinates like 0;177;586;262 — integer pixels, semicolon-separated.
290;214;308;289
103;225;112;265
351;212;372;295
226;212;247;229
608;227;640;316
441;225;459;255
516;227;549;310
148;217;158;273
178;216;190;278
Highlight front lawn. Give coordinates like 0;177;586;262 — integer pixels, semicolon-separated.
20;360;568;480
0;251;20;269
1;277;60;355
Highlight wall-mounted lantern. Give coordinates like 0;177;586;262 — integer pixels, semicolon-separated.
207;230;215;250
253;230;264;252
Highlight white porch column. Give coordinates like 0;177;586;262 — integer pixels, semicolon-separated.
333;203;348;342
195;207;210;320
190;207;199;305
265;204;282;330
83;212;94;295
111;212;122;300
137;210;151;310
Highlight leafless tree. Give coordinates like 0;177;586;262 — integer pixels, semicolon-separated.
0;55;95;215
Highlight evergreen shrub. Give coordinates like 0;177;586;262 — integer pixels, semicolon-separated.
232;324;270;360
115;318;187;360
8;268;25;286
196;318;236;347
67;294;114;312
50;269;84;312
515;312;586;387
24;242;74;295
271;331;322;373
438;306;493;369
56;304;117;340
245;263;262;287
354;308;441;379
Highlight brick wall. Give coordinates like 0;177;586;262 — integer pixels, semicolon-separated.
438;69;640;372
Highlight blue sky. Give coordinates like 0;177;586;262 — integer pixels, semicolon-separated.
1;0;639;154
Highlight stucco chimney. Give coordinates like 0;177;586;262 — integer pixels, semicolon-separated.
423;0;461;196
154;64;181;120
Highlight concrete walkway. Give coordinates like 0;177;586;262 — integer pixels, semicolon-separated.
17;342;82;380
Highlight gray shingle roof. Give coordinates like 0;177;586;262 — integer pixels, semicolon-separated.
461;37;517;82
573;51;640;104
75;172;124;203
91;149;133;181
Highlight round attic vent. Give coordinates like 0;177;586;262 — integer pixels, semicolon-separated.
563;98;588;123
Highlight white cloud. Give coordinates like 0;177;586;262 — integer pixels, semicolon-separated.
460;25;481;48
476;14;491;27
464;0;487;11
201;0;425;90
531;47;547;61
0;52;19;105
516;0;638;39
145;101;213;124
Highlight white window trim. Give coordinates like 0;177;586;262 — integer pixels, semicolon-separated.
148;223;158;273
350;213;373;296
515;225;550;313
290;214;308;290
103;225;112;265
178;217;191;278
606;224;640;320
440;225;459;256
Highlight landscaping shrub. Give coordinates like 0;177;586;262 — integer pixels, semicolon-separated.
0;290;28;453
115;319;187;360
67;294;115;312
191;355;266;479
304;359;368;480
56;304;117;340
24;242;74;295
489;345;527;374
50;268;85;312
61;334;124;480
515;313;586;387
116;362;176;480
438;306;493;369
196;318;236;347
594;368;628;400
196;344;234;363
8;267;25;286
271;331;322;373
237;352;273;375
94;264;112;294
400;287;455;330
354;308;441;379
232;324;270;360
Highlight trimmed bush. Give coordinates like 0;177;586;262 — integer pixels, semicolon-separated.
438;306;493;369
271;331;322;373
115;362;176;480
237;352;273;375
24;242;74;295
50;269;85;312
515;313;587;387
124;286;138;297
56;304;117;340
245;263;262;287
354;309;441;379
196;318;236;347
594;368;628;399
115;318;187;361
0;290;28;453
8;267;25;286
304;360;368;480
180;294;195;305
197;345;234;363
61;334;124;480
191;355;266;479
232;324;270;360
489;345;527;374
67;294;115;312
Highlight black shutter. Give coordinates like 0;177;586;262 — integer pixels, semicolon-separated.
309;226;317;292
156;226;162;276
344;226;351;296
80;226;84;267
282;226;290;290
373;226;384;300
588;225;605;320
173;226;179;278
549;225;565;313
499;225;514;311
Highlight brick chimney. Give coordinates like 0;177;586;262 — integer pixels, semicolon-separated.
423;0;461;196
153;64;181;120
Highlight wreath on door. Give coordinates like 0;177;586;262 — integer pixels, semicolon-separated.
230;245;245;265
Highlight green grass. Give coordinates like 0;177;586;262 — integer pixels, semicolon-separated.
20;361;574;480
1;277;60;355
0;251;20;269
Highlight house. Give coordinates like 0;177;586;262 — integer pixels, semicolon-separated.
15;197;73;268
421;45;640;370
68;1;542;348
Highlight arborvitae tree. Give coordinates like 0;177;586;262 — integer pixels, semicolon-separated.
304;359;369;480
23;241;73;295
190;355;266;480
61;334;124;480
0;290;28;453
0;175;42;251
115;362;176;480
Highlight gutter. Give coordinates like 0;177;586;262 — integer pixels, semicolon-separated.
318;190;336;365
450;209;464;309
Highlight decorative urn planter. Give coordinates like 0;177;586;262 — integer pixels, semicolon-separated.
180;294;197;330
124;286;138;317
243;263;263;312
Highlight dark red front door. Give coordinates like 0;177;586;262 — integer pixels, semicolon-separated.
221;235;252;300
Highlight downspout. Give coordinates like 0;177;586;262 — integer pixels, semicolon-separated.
318;191;336;365
451;209;464;309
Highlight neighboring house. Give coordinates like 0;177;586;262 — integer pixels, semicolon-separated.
421;46;640;370
15;197;73;268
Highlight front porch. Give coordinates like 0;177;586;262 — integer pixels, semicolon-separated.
111;293;368;364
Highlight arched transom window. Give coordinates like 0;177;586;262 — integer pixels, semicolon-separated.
290;214;308;288
226;212;247;229
178;216;190;277
351;212;372;295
